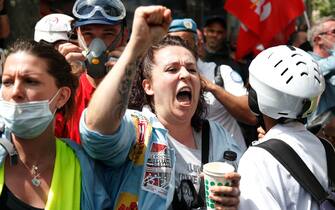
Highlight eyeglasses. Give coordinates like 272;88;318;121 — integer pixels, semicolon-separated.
319;29;335;36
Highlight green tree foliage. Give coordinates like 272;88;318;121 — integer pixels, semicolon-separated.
312;0;335;18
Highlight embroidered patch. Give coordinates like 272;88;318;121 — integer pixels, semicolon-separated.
129;114;152;165
115;192;138;210
183;19;193;30
230;71;243;83
142;142;172;197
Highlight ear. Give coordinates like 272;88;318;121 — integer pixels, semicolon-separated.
314;35;322;45
203;27;208;36
142;79;154;96
55;87;71;109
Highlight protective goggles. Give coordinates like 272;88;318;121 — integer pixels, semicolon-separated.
73;0;126;21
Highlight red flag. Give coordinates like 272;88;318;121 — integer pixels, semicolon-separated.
225;0;305;59
235;24;259;59
224;0;262;34
252;20;297;56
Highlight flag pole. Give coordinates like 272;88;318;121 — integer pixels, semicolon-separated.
303;11;311;30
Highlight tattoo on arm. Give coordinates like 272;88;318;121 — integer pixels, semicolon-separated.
115;61;138;120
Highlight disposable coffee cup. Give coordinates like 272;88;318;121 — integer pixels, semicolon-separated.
203;162;235;210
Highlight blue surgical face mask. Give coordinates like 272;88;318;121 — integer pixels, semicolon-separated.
320;36;335;54
327;43;335;55
0;90;60;139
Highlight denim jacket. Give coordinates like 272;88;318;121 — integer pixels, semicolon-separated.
80;107;243;210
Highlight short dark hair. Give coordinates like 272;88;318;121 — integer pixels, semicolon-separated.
204;15;227;29
6;39;78;119
129;35;207;131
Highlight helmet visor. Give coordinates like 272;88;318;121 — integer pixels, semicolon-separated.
73;0;126;21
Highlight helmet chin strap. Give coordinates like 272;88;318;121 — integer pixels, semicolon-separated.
77;29;89;53
105;23;124;54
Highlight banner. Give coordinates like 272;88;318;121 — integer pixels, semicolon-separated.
225;0;305;59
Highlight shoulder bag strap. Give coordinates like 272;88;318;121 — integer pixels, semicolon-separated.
197;119;211;207
201;120;210;165
214;65;224;87
319;138;335;191
255;139;328;203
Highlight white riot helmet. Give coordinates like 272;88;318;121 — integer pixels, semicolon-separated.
34;13;74;43
248;45;325;120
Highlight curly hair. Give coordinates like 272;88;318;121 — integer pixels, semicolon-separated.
128;35;207;131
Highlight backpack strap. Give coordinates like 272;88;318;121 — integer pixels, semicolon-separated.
319;138;335;191
214;65;224;87
201;120;210;165
255;139;329;203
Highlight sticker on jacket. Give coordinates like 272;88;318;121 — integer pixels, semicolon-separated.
115;192;138;210
142;142;172;197
129;114;152;165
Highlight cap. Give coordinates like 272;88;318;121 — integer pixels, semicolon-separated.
74;17;121;28
204;15;226;29
34;13;74;43
168;18;197;34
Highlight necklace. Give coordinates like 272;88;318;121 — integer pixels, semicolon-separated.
20;160;42;187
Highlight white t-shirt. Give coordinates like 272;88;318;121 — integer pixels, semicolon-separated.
238;121;329;210
167;131;202;210
168;131;202;192
197;59;247;151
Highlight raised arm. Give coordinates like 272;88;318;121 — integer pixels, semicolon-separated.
85;6;172;134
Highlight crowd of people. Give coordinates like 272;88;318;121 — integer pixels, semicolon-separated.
0;0;333;210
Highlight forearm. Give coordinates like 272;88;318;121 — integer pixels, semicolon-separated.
80;109;136;166
86;5;171;135
210;85;257;125
86;41;140;134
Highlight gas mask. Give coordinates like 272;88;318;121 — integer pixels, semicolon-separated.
78;28;123;79
84;38;110;79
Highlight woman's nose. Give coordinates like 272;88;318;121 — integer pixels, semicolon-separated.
9;82;25;102
179;66;191;80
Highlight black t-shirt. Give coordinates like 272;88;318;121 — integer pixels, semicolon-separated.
0;184;44;210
